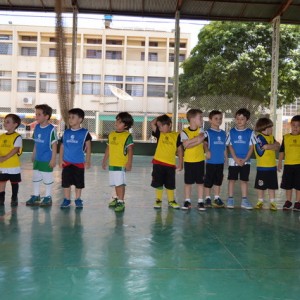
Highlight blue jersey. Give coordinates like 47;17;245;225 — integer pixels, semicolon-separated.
33;124;57;162
62;128;91;164
205;128;226;164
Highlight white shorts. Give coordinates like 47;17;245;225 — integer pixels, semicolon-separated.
109;170;126;187
33;170;54;185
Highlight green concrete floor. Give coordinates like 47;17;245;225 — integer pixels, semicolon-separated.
0;154;299;300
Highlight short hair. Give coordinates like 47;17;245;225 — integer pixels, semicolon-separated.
209;110;222;119
68;108;85;121
235;108;250;120
35;104;53;120
291;115;300;123
116;112;134;129
5;113;21;129
255;117;273;132
157;114;172;126
186;109;203;122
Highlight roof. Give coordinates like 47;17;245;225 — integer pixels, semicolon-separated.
0;0;299;24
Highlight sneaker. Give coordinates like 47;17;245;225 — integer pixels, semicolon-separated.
213;198;225;208
198;202;206;211
26;195;40;206
153;199;162;209
114;201;125;212
60;198;71;208
255;200;264;209
181;200;191;210
168;201;180;209
283;200;293;210
108;197;118;208
75;198;83;209
204;198;212;208
293;202;300;211
11;197;18;207
40;196;52;207
270;202;277;211
241;198;253;210
227;198;234;209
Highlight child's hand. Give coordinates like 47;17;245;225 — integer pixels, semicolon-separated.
176;165;183;172
102;160;107;170
49;158;56;168
59;160;64;169
183;140;189;149
85;161;91;169
125;162;132;171
277;161;282;172
205;150;211;160
31;154;35;163
0;156;5;163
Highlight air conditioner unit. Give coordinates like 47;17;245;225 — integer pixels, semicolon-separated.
23;97;33;105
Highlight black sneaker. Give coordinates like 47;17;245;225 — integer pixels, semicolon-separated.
293;202;300;211
283;200;293;210
204;198;212;208
213;198;225;208
181;200;191;210
197;202;206;211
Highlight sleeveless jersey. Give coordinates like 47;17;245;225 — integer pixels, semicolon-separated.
254;133;276;169
108;131;133;167
281;133;300;165
205;128;226;164
0;132;22;168
181;127;205;163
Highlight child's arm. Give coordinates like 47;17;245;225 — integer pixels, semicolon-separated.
49;142;57;168
59;143;64;168
150;117;158;132
240;145;254;165
125;145;134;171
102;145;109;170
278;152;284;172
31;144;36;163
85;140;91;169
262;140;280;151
0;147;20;163
183;133;205;149
176;144;183;171
228;144;242;166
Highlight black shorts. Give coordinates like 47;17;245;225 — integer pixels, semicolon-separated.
151;164;176;190
204;163;224;188
62;165;85;189
0;173;21;183
280;164;300;190
254;169;278;190
184;161;205;184
228;165;250;181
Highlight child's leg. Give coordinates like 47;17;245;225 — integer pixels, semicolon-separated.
296;189;300;202
184;184;192;200
42;171;54;198
213;185;221;198
257;189;264;200
115;185;125;201
0;181;6;205
156;187;163;200
75;188;82;200
197;184;204;200
11;182;19;200
0;181;6;193
166;189;175;202
268;189;276;201
205;187;211;198
64;187;71;200
228;180;235;198
285;189;293;201
240;181;248;198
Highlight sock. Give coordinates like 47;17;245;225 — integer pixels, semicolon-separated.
228;196;233;199
44;182;53;197
206;196;210;199
214;195;220;200
166;189;175;202
117;200;124;203
185;198;191;202
198;198;204;203
11;183;19;200
33;181;40;196
258;198;264;202
242;197;247;200
156;187;163;200
270;199;275;203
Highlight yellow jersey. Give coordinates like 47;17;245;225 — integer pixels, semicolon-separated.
0;132;22;169
281;133;300;165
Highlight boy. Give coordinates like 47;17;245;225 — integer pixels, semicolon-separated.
151;114;183;209
278;115;300;211
226;108;256;209
180;109;206;211
26;104;57;207
102;112;134;212
254;117;280;211
0;114;22;207
59;108;92;209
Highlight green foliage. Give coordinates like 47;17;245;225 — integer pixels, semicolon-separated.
179;22;300;109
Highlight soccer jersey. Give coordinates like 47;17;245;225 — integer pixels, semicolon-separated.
152;129;181;167
279;133;300;165
226;128;256;166
205;128;226;164
33;124;57;162
181;127;205;163
108;131;134;169
254;133;276;170
62;128;92;164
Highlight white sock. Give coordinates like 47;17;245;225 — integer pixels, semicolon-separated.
33;181;40;196
185;198;191;202
270;199;275;203
258;198;264;202
198;199;204;203
214;195;219;199
45;183;53;197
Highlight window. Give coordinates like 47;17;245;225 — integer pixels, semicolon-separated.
148;52;158;61
105;75;123;82
141;52;145;61
86;49;102;59
0;79;11;91
40;73;57;79
21;47;37;56
0;43;12;55
83;74;101;81
147;85;165;97
169;53;186;62
125;84;143;97
18;72;36;78
106;51;122;60
0;71;11;77
0;35;12;40
86;38;102;44
49;48;56;57
104;83;123;96
82;82;100;95
169;42;186;48
17;80;36;92
21;36;37;41
141;41;145;46
126;76;144;83
149;41;158;47
39;81;57;93
148;77;165;83
106;40;122;45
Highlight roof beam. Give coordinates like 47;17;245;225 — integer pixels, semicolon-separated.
271;0;293;22
176;0;184;11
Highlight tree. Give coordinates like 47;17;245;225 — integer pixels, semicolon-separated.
179;22;300;110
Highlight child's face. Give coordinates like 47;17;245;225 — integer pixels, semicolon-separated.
35;109;49;124
262;126;273;135
4;117;18;132
115;118;126;131
291;121;300;135
157;121;171;133
68;114;82;128
191;113;203;128
235;114;247;129
209;114;222;129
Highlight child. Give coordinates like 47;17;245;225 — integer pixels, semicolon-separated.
226;108;256;209
180;109;206;211
26;104;57;207
102;112;134;212
0;114;22;207
59;108;92;209
254;117;280;210
150;114;183;209
278;115;300;211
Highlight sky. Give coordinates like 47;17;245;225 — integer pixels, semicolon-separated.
0;11;208;48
